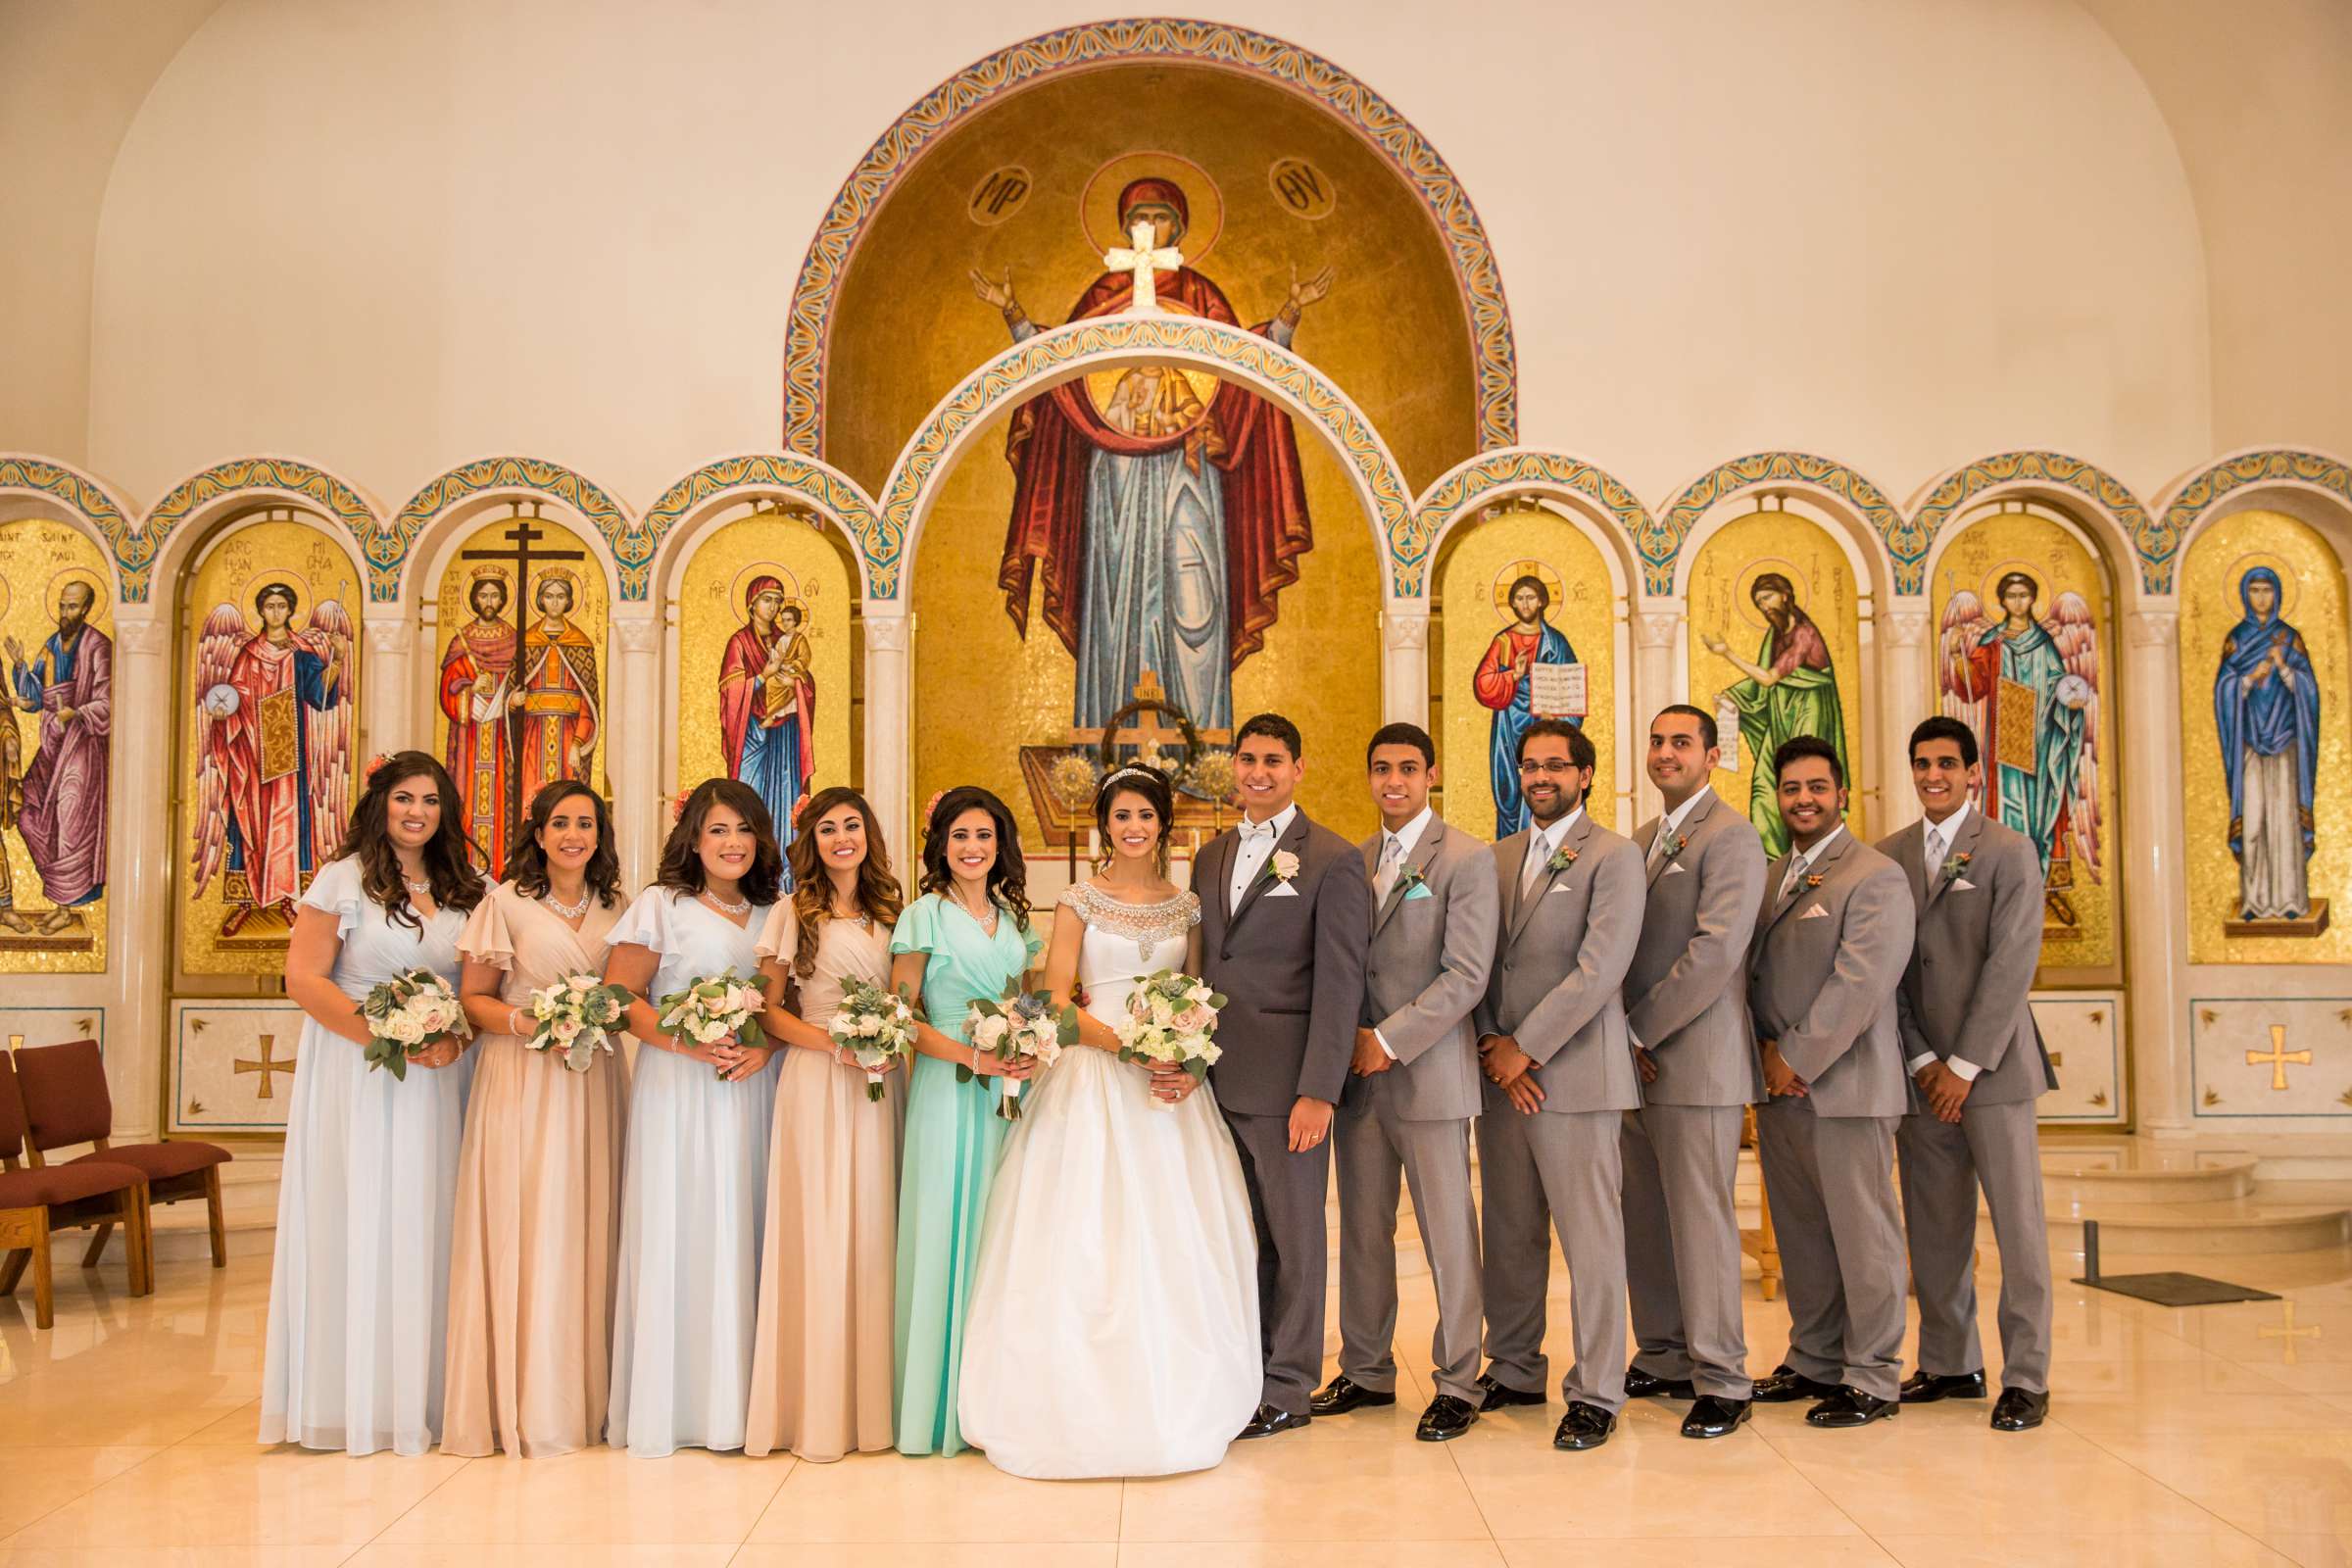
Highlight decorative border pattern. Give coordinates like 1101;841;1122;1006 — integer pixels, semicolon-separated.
643;454;887;596
390;456;633;602
1912;450;2151;588
1658;452;1910;595
141;458;377;604
876;315;1408;600
0;455;133;597
782;17;1516;459
1406;449;1651;595
2155;449;2352;596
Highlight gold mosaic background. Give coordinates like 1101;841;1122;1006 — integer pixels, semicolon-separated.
0;518;111;974
2181;509;2350;964
675;514;854;811
177;517;363;978
1437;506;1619;834
1687;511;1866;841
1931;510;2121;978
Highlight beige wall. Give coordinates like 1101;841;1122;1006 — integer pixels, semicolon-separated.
52;0;2223;514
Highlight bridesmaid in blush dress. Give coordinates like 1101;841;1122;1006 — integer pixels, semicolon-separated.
262;751;486;1455
890;786;1043;1457
745;786;906;1460
603;778;785;1456
441;781;628;1456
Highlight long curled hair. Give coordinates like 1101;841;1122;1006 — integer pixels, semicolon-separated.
786;786;905;979
502;781;623;907
335;750;486;930
918;785;1030;932
657;777;785;906
1094;763;1175;876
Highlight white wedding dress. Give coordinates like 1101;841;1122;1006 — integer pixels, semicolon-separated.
957;884;1261;1478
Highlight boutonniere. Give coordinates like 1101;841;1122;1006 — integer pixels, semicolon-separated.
1939;852;1972;887
1263;849;1301;884
1547;845;1579;872
1804;873;1825;890
1395;863;1428;895
1659;834;1690;862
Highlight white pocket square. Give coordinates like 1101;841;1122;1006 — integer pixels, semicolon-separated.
1265;882;1300;899
1547;883;1574;895
1950;878;1977;891
1662;862;1688;876
1798;903;1832;920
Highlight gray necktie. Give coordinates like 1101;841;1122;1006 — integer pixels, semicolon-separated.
1376;834;1404;905
1924;823;1946;882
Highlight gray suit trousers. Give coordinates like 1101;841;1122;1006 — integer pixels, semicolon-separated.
1621;1102;1752;1398
1755;1096;1907;1401
1223;1106;1332;1416
1897;1098;2053;1393
1475;1105;1628;1411
1337;1094;1483;1403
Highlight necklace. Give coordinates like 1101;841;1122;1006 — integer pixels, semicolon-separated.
404;877;432;897
542;886;592;920
702;889;752;916
953;890;999;935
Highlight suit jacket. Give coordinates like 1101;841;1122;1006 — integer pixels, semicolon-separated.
1747;826;1915;1119
1198;809;1372;1118
1474;812;1645;1113
1351;815;1497;1122
1876;808;2058;1107
1624;789;1768;1107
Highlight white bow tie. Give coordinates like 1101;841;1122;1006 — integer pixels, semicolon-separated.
1242;821;1279;843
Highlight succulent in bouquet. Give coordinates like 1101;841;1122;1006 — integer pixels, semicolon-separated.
525;971;633;1072
656;968;770;1079
828;977;918;1102
359;966;470;1080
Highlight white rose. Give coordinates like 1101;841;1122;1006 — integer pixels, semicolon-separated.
971;1015;1009;1051
695;1018;731;1045
554;1018;581;1042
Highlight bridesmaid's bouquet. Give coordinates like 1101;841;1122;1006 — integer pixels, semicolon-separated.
1113;969;1227;1111
828;978;917;1102
657;968;770;1079
524;972;633;1072
359;967;469;1080
962;988;1078;1120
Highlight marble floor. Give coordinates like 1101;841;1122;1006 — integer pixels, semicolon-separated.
5;1238;2352;1567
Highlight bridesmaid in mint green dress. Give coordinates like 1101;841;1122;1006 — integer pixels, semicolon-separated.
889;786;1044;1456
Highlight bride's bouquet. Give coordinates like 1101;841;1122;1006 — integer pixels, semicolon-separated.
360;966;470;1080
657;968;770;1079
963;988;1078;1120
828;978;917;1102
524;972;633;1072
1113;969;1227;1111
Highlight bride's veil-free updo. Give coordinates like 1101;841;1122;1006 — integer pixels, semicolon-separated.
1095;763;1176;875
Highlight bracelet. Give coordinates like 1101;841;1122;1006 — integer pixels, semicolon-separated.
508;1006;526;1037
969;1045;982;1076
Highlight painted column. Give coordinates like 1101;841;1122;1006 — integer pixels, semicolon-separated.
863;610;912;872
106;613;171;1140
1630;605;1683;820
2124;606;2190;1134
612;610;662;889
1381;605;1430;727
1876;607;1932;835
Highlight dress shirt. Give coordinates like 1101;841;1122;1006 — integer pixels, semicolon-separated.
1228;804;1299;910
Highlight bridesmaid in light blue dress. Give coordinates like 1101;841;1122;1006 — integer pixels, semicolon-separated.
603;779;785;1456
890;786;1043;1456
262;751;486;1455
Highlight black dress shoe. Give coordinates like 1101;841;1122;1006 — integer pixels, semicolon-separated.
1990;1388;2049;1431
1751;1364;1841;1403
1236;1401;1311;1440
1309;1376;1396;1416
1899;1369;1987;1404
1681;1395;1752;1439
1625;1367;1699;1400
1552;1401;1617;1450
1474;1372;1546;1411
1805;1386;1899;1428
1416;1394;1479;1442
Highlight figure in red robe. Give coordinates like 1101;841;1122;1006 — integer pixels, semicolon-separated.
717;576;814;884
439;574;518;868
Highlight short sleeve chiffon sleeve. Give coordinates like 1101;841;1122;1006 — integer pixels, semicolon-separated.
754;900;800;963
457;885;517;971
606;886;675;956
890;895;942;957
297;857;368;941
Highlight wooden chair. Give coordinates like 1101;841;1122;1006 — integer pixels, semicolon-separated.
1739;1104;1782;1301
0;1050;150;1328
12;1040;233;1287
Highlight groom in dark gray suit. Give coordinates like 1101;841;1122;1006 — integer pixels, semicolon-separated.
1198;711;1372;1439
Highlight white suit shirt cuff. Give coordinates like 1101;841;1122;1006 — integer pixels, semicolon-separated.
1909;1052;1983;1082
1373;1028;1397;1060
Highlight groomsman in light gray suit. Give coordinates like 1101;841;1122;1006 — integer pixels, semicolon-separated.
1879;716;2058;1434
1313;722;1497;1443
1619;705;1768;1440
1748;735;1917;1428
1472;719;1646;1451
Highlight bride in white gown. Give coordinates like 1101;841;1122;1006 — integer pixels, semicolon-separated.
958;764;1261;1479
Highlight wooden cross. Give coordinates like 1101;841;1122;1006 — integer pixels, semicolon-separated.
234;1033;294;1100
2260;1301;2322;1365
459;510;586;845
2247;1023;2311;1092
1104;219;1182;314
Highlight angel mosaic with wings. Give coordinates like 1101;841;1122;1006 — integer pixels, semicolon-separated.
191;580;354;935
1939;570;2100;928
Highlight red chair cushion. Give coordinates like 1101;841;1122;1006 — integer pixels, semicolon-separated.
0;1160;143;1208
12;1040;112;1151
70;1143;230;1182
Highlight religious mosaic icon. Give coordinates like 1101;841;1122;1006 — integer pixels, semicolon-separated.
1474;564;1584;838
1939;571;2102;932
2215;565;2323;932
0;564;111;956
191;579;355;942
718;573;817;881
972;170;1335;739
1704;569;1848;859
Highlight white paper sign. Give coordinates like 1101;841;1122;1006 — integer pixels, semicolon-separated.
1529;662;1587;719
1714;694;1741;771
